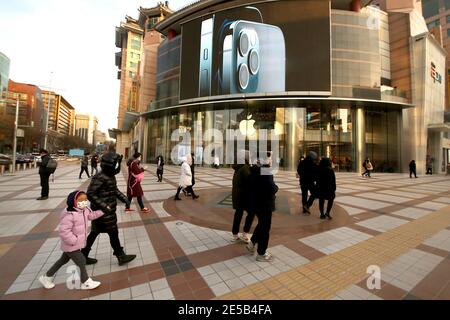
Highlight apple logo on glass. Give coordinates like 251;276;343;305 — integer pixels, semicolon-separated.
239;114;256;136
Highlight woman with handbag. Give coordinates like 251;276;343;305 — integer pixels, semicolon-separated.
125;152;149;213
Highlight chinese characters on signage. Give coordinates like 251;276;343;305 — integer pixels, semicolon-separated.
431;62;442;84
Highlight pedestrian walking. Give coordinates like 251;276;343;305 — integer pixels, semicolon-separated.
426;156;433;175
39;190;104;290
184;152;196;196
79;155;90;179
297;151;319;215
174;155;199;200
156;155;164;182
91;154;99;176
231;152;254;243
317;158;336;220
362;158;373;178
37;149;52;200
125;152;149;213
81;151;136;266
409;160;417;178
246;159;278;262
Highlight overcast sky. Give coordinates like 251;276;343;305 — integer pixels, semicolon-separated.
0;0;188;132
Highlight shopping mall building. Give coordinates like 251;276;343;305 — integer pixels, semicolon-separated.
116;0;449;174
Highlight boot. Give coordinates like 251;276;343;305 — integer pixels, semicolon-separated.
320;213;326;220
115;249;136;266
81;248;97;265
326;213;332;220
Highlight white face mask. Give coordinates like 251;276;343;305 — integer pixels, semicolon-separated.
137;157;142;162
77;200;89;209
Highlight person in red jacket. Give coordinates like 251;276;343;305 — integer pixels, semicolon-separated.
125;152;149;213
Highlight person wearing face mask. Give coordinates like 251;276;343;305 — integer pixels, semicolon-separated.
125;152;149;213
38;191;104;290
82;151;137;266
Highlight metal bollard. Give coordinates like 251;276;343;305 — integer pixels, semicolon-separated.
22;163;26;171
0;165;4;175
9;164;13;173
16;164;20;172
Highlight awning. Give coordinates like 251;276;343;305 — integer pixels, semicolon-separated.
121;111;140;132
108;128;122;139
428;123;450;132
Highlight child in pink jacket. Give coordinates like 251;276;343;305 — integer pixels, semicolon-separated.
39;190;104;290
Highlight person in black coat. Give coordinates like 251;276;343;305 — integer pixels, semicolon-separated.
317;158;336;220
409;160;417;178
231;153;254;243
91;154;99;176
156;155;164;182
79;155;90;179
37;149;51;200
297;151;319;215
82;151;136;266
246;161;279;262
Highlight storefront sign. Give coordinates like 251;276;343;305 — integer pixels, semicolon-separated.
431;62;442;84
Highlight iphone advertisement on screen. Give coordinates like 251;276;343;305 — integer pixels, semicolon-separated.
180;0;331;102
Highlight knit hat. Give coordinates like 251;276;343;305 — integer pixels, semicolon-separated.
308;151;318;161
66;190;86;212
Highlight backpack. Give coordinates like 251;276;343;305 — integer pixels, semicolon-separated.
46;158;58;174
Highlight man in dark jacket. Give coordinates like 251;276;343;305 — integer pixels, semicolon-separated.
317;158;336;220
409;160;417;178
231;153;254;243
91;154;99;176
82;151;136;266
37;149;51;200
79;155;90;179
246;161;278;262
297;151;319;214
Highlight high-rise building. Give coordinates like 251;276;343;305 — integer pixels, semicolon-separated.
0;52;9;98
75;113;98;145
41;91;75;137
113;2;172;158
422;0;450;109
0;80;45;153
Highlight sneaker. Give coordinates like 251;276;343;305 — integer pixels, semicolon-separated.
246;241;256;254
39;275;55;289
81;278;101;290
326;213;333;220
192;195;199;200
141;208;150;213
174;196;181;201
231;235;239;243
36;197;48;200
256;252;274;262
125;208;135;212
239;233;250;243
320;214;326;220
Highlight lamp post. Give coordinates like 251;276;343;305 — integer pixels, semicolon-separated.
12;97;19;174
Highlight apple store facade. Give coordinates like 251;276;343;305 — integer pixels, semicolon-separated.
141;0;445;174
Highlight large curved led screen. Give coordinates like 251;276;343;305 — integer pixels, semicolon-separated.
179;0;331;102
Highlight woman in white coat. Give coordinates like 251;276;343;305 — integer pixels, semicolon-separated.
174;155;199;200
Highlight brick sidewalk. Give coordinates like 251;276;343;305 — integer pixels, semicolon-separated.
0;163;449;300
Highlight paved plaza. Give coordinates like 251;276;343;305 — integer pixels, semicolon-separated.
0;162;450;300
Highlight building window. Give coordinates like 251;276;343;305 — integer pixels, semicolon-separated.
447;28;450;38
129;71;136;78
147;17;158;31
422;0;440;19
427;19;440;29
131;35;141;50
446;0;450;10
129;61;138;69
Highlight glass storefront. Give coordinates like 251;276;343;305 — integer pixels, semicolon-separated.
145;104;402;173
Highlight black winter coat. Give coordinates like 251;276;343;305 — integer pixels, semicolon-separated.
248;166;279;214
87;172;128;232
317;167;336;200
297;157;319;186
409;161;416;171
232;164;251;210
38;154;50;175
